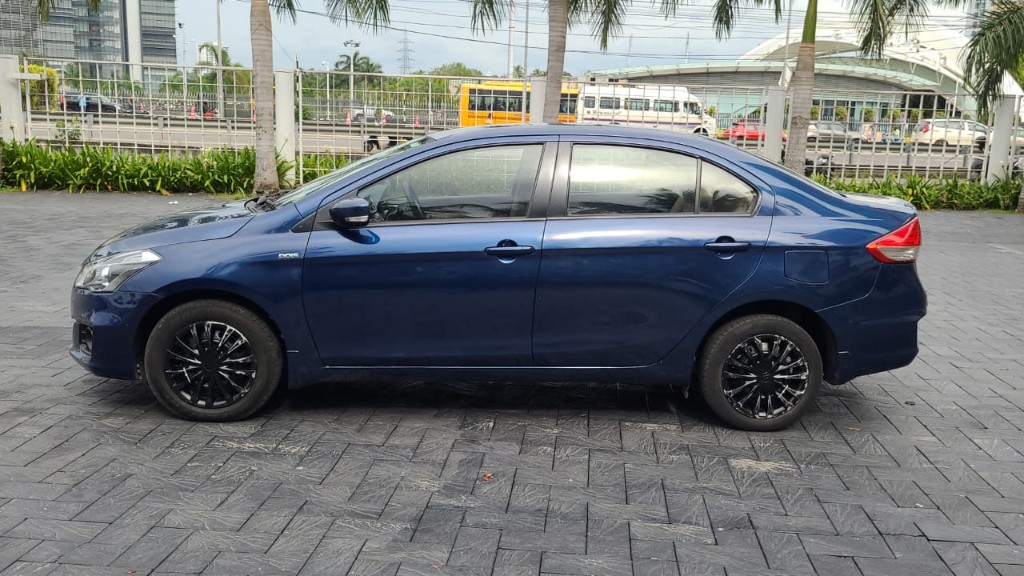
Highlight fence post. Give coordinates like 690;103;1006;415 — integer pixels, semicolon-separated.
986;94;1018;182
764;87;785;163
275;70;296;185
0;55;25;142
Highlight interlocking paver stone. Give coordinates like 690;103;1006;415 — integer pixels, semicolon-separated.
2;195;1024;574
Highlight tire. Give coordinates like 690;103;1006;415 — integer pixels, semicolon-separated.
354;113;365;123
933;139;946;149
699;314;822;431
806;136;817;144
144;300;283;422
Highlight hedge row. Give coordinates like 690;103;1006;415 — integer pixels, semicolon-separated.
812;173;1021;211
0;140;348;195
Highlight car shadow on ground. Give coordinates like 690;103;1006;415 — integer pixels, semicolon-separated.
266;378;728;428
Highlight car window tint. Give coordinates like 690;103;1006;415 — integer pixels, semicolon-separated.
567;145;698;216
358;145;542;223
699;163;758;214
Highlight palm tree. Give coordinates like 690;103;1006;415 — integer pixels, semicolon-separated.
963;0;1024;119
336;1;685;124
712;0;935;171
960;0;1024;211
334;50;383;74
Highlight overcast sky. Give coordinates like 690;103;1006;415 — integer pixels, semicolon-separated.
176;0;972;76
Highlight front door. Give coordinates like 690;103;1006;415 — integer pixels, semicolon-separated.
303;142;551;367
533;142;773;367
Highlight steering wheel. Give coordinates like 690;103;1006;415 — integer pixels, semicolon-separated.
401;179;425;220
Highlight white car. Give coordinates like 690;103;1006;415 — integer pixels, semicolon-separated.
910;119;988;150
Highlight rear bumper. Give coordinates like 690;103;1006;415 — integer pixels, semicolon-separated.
820;263;927;383
70;288;159;380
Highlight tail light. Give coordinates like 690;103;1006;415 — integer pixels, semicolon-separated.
921;123;930;133
867;217;921;263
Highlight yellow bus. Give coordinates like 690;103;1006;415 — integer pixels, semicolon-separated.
459;81;579;126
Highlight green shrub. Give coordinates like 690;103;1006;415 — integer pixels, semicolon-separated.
813;173;1022;211
0;140;347;194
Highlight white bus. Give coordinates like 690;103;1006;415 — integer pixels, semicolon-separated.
577;84;716;135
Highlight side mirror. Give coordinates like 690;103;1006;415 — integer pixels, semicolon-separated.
329;197;371;228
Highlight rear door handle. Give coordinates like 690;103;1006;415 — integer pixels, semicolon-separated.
485;244;535;257
704;238;751;253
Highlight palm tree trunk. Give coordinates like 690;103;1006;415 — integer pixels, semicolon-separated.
251;0;278;193
784;0;817;173
542;0;569;124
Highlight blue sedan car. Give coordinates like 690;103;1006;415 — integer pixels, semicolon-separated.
71;125;925;431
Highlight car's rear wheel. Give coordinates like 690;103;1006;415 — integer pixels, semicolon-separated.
144;300;282;421
699;314;821;431
806;136;817;144
933;139;946;149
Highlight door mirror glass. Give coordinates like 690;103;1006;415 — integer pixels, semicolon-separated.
329;197;372;228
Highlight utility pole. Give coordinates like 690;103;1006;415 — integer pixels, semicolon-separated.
507;1;515;78
344;39;360;112
398;32;414;75
685;32;690;64
521;0;528;121
216;0;224;118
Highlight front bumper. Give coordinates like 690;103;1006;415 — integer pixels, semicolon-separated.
70;288;160;380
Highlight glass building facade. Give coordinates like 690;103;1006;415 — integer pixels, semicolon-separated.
0;0;177;67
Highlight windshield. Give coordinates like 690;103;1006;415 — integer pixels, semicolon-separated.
272;137;431;207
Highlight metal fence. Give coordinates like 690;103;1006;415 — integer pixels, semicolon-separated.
16;57;1024;184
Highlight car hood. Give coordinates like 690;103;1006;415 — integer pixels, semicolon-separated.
91;201;254;259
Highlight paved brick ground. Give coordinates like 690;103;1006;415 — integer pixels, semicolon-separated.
1;192;1023;576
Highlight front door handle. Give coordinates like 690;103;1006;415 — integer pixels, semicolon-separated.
485;245;535;257
705;236;751;253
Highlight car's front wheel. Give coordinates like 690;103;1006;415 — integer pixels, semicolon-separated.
144;300;283;421
699;314;821;431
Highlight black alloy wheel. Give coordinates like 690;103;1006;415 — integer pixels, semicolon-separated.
699;314;822;431
145;300;283;421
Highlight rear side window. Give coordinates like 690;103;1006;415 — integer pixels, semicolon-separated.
567;145;697;215
699;163;758;213
567;145;758;216
599;97;620;110
583;96;595;109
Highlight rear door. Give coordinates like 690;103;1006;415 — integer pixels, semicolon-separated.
532;138;773;367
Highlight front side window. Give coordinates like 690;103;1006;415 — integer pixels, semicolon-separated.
358;145;543;223
567;145;698;215
583;96;596;109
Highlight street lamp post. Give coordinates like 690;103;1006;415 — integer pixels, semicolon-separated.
343;40;360;120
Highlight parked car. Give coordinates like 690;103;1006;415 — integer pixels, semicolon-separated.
910;118;988;150
70;125;926;431
720;122;787;141
806;122;861;145
61;92;119;114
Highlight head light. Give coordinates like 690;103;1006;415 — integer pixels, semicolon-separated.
74;249;161;292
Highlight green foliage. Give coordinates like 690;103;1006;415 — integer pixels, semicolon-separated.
863;108;876;122
812;174;1022;211
55;117;82;142
428;62;484;78
300;153;348;183
835;107;849;122
19;63;59;110
0;140;339;194
810;105;820;120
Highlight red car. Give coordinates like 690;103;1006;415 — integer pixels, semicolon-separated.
721;122;787;141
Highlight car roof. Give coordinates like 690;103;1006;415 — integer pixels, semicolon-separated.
426;124;777;170
431;123;712;146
